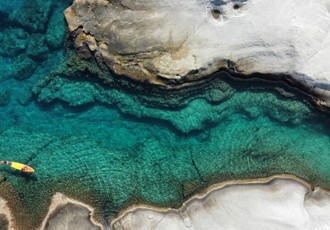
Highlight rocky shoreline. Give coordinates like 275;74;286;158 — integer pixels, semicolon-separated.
64;0;330;108
2;175;330;230
112;175;330;230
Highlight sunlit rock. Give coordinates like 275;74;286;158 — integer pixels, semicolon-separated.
112;178;330;230
65;0;330;105
40;193;102;230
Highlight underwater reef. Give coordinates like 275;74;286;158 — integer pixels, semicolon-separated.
0;0;330;229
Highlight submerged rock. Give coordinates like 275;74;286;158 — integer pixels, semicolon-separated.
17;88;33;106
0;91;11;107
36;76;97;106
27;33;49;61
8;0;53;33
1;54;38;81
33;65;311;133
0;27;30;57
46;7;67;51
64;0;330;106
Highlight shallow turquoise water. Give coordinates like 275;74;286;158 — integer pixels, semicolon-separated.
1;0;330;229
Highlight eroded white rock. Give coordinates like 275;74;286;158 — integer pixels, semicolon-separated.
39;193;102;230
65;0;330;104
112;178;330;230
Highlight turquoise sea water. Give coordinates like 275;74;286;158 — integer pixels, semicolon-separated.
1;0;330;229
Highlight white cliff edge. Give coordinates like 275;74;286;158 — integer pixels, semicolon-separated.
64;0;330;106
112;176;330;230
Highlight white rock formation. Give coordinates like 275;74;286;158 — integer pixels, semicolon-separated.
112;178;330;230
0;192;103;230
38;193;103;230
65;0;330;105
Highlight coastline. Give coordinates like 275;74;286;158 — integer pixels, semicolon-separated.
1;174;330;229
37;193;103;230
111;174;313;226
111;174;330;229
64;0;330;111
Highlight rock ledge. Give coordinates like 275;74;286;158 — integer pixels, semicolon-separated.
64;0;330;106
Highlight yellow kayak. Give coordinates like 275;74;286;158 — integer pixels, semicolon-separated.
0;161;35;173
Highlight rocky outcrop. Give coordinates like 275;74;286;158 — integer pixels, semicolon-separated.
112;177;330;230
40;193;102;230
64;0;330;106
